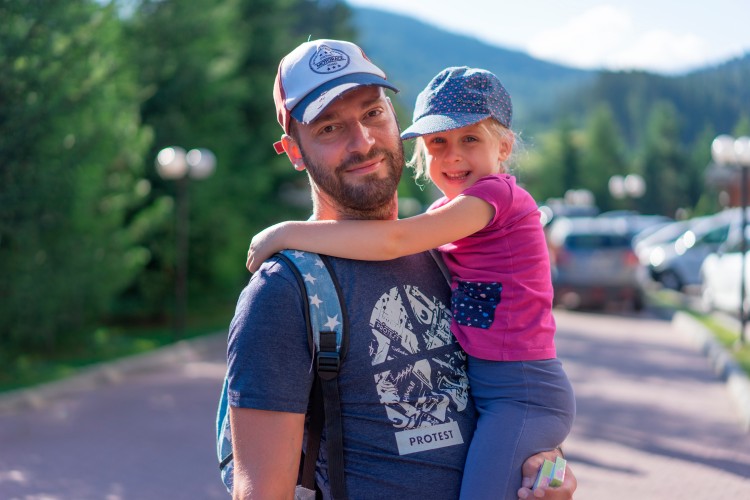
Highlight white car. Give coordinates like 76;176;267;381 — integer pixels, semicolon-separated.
700;225;750;316
633;219;694;268
644;209;744;291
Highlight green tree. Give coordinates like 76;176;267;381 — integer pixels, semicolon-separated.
121;0;250;318
580;103;627;212
120;0;357;321
517;124;579;206
638;101;687;216
689;124;719;216
0;1;153;349
733;113;750;137
558;117;582;194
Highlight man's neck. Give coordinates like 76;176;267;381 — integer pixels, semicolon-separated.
312;192;399;221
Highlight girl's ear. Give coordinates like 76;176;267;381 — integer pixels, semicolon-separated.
497;133;514;163
281;135;306;171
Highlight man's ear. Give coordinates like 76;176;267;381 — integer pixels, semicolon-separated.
281;135;306;171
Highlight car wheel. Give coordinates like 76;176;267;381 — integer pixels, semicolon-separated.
659;270;682;291
633;293;645;311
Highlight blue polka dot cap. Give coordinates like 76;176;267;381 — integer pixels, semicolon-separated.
401;66;512;140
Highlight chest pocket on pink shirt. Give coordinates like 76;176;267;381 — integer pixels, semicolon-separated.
452;281;502;329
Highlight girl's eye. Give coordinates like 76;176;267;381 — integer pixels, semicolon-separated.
429;137;446;144
464;136;478;142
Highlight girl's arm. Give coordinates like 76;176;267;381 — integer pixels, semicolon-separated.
246;195;494;272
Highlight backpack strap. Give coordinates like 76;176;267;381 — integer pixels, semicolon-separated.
216;250;349;497
429;249;452;285
277;250;349;500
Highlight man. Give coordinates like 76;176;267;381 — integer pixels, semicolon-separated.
227;39;576;499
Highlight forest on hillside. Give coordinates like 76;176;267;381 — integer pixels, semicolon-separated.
353;7;750;217
1;0;748;366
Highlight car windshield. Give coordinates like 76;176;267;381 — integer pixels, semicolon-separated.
565;234;631;249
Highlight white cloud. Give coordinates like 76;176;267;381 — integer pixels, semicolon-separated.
527;5;633;69
609;30;710;73
526;5;712;73
346;0;748;73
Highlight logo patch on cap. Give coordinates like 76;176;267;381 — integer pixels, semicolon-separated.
309;45;350;74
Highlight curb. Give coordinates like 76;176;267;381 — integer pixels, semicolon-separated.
672;311;750;432
0;332;227;415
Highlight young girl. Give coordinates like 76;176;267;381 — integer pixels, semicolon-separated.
248;66;575;500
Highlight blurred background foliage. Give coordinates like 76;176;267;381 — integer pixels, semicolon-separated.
0;0;748;385
0;0;357;379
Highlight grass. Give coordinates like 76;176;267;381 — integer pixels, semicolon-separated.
0;306;233;394
648;288;750;377
693;312;750;375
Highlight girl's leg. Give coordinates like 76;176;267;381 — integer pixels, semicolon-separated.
459;357;575;500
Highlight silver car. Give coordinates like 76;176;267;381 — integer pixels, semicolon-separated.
547;216;645;310
645;209;743;291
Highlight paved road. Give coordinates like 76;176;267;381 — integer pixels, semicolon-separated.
0;335;230;500
1;310;749;499
556;308;750;499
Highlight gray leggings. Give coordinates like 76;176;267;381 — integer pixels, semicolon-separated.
459;357;575;500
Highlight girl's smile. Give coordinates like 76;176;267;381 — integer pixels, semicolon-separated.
424;119;512;200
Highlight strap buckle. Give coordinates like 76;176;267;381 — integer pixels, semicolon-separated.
316;351;340;379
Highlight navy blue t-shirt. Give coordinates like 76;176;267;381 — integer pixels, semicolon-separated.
227;252;477;499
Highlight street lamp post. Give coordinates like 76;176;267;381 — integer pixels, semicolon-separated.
711;134;750;346
608;173;646;208
155;146;216;338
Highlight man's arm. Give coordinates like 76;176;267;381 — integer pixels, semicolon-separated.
517;449;577;499
230;407;305;500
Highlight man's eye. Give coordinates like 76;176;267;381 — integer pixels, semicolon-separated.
319;124;337;135
365;108;385;120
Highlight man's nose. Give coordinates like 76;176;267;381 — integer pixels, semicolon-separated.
346;121;376;154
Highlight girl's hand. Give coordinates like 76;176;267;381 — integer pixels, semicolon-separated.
246;223;287;273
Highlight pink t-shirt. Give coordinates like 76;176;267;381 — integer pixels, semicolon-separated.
429;174;556;361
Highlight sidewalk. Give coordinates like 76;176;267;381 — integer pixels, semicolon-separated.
556;309;750;499
0;333;230;499
0;333;226;415
673;311;750;431
1;311;749;498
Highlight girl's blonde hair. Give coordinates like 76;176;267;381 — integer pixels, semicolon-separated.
406;117;518;183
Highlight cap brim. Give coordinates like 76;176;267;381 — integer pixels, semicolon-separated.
400;113;489;140
291;73;399;124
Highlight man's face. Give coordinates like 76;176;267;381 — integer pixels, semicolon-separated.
292;86;404;219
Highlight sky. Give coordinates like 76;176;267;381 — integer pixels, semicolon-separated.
345;0;750;74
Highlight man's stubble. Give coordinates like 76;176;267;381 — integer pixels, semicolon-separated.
302;143;405;221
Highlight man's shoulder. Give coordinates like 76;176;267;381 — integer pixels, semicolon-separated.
246;254;304;293
231;255;307;329
327;251;446;283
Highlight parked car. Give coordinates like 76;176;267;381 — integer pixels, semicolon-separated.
633;219;694;266
644;209;741;291
547;216;645;310
700;224;750;316
598;211;674;241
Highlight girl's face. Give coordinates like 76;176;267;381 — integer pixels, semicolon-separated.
423;120;513;200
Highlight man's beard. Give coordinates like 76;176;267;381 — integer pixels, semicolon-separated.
301;144;405;220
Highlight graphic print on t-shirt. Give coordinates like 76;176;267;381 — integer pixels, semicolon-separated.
369;284;469;455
